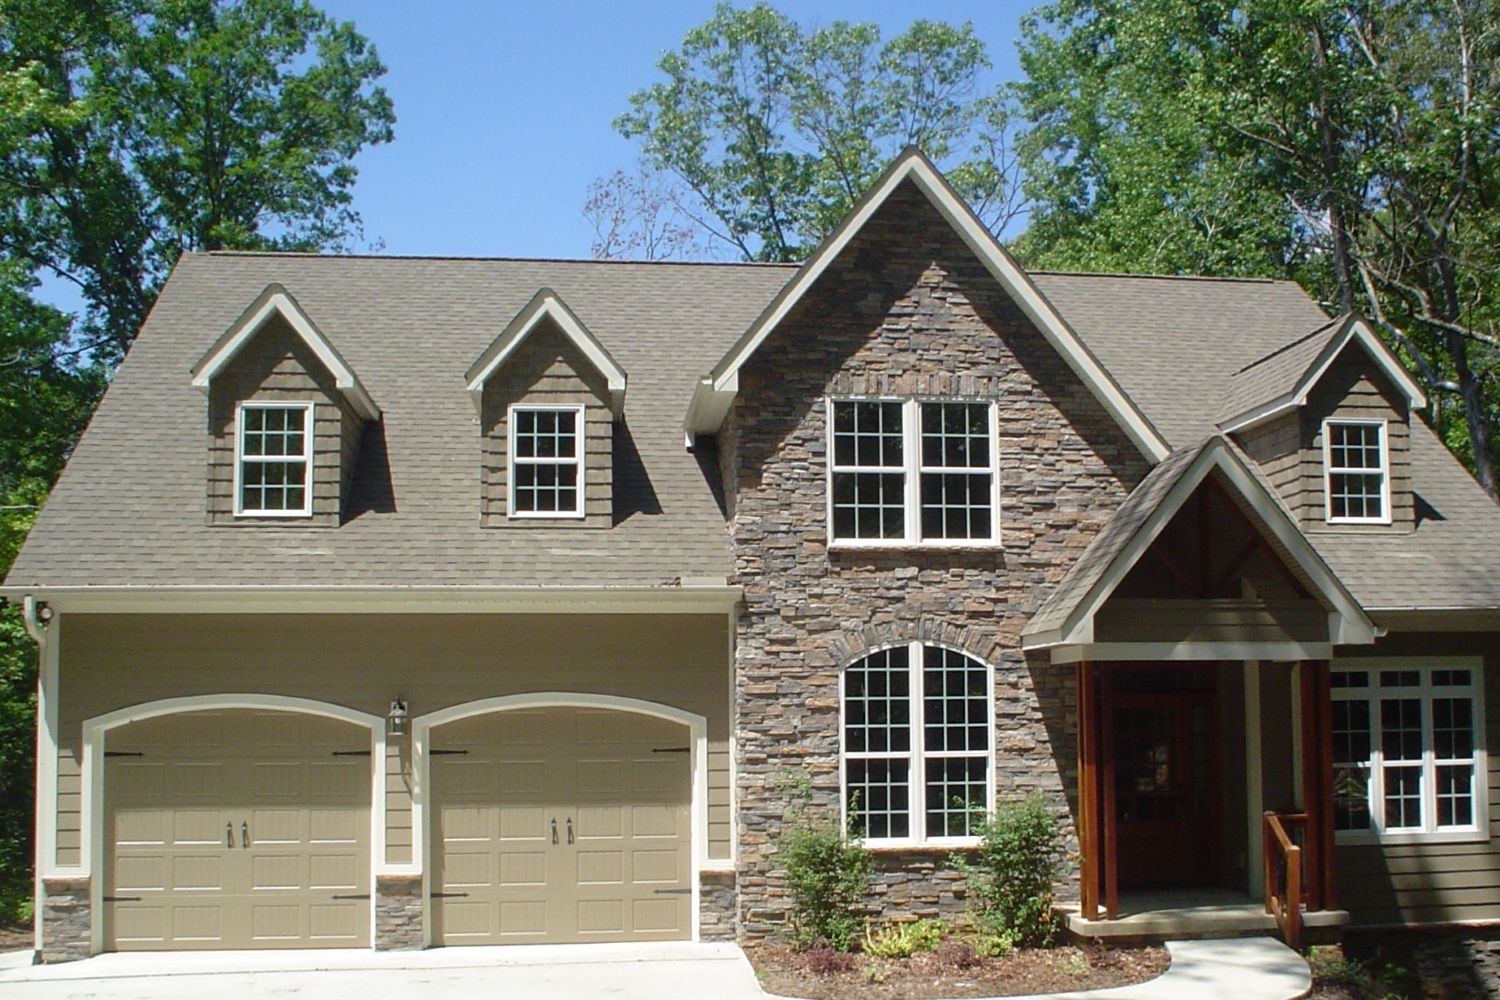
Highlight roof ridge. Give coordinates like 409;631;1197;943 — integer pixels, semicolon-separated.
1231;314;1347;376
200;250;800;269
1029;269;1282;284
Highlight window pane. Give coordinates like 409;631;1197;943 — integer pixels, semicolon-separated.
1437;764;1475;827
832;471;905;540
832;401;903;468
1381;699;1423;761
920;402;989;469
922;647;988;752
844;648;910;754
1433;669;1472;687
1433;697;1474;759
846;759;909;840
1332;671;1369;688
920;472;992;540
1332;699;1372;831
1383;765;1423;829
925;758;987;838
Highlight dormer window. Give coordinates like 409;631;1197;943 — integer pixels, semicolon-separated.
1325;419;1389;524
235;402;313;517
508;405;584;518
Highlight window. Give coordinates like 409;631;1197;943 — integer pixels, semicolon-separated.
508;405;584;518
829;399;998;545
235;402;312;516
1332;661;1487;841
843;643;993;843
1324;420;1389;523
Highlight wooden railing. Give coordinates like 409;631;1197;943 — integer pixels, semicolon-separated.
1263;811;1307;949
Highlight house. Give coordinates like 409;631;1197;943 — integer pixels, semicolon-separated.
7;149;1500;978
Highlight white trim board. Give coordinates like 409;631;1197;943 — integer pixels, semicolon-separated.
411;693;711;945
190;284;379;421
464;288;627;419
80;695;386;956
686;147;1170;464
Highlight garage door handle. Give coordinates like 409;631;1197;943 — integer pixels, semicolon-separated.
653;888;692;895
226;822;234;848
551;818;558;844
242;821;250;849
567;817;574;845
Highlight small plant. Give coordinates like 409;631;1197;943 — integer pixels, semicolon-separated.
1308;946;1410;1000
862;961;888;984
973;929;1014;958
862;918;945;959
803;946;856;975
1061;948;1093;978
937;940;982;970
776;809;873;952
953;793;1067;947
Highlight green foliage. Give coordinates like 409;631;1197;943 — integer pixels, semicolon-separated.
775;810;872;952
972;928;1013;958
611;1;1021;261
1308;946;1411;1000
953;794;1067;947
861;918;944;959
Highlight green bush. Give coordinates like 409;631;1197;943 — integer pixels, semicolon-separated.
862;918;944;958
953;794;1067;947
776;810;872;952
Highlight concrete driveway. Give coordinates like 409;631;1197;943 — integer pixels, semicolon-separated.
0;941;765;999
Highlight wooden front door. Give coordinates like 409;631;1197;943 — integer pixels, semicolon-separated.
1110;691;1218;888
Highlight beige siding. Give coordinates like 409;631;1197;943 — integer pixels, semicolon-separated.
1237;411;1304;518
206;316;365;527
1335;633;1500;925
57;612;733;863
385;739;411;866
480;320;613;528
1094;599;1327;645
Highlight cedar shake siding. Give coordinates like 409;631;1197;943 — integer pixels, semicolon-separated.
206;314;364;526
480;318;613;528
721;179;1153;937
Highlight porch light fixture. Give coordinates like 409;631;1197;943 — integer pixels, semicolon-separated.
387;698;409;739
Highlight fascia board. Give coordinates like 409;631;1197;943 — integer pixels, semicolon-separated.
466;292;628;418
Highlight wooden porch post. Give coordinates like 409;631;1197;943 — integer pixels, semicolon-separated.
1101;668;1119;919
1077;661;1101;920
1299;659;1337;910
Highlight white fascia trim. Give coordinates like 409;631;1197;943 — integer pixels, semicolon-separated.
1048;640;1334;665
191;289;380;421
691;151;1171;463
1220;317;1427;434
28;600;59;955
3;584;743;616
465;291;627;419
412;693;710;944
1038;439;1375;651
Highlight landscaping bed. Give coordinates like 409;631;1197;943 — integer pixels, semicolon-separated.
0;922;31;952
749;938;1170;999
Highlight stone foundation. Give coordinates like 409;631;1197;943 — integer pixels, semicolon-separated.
374;874;424;950
867;849;971;923
1345;926;1500;999
700;869;737;941
40;877;90;963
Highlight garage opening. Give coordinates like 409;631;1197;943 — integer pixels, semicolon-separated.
103;709;372;951
430;706;692;945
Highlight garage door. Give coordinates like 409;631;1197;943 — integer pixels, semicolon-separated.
432;707;692;945
104;709;371;951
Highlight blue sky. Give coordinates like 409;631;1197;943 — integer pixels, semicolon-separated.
316;0;1033;260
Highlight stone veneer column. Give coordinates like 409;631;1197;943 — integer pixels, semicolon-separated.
40;876;90;963
699;870;737;941
374;874;424;950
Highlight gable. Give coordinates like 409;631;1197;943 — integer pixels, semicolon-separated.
686;149;1170;463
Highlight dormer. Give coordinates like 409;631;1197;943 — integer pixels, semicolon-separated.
190;284;379;526
1221;315;1426;530
464;289;626;528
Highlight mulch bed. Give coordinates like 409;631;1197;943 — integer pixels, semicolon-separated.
749;941;1170;999
0;923;33;952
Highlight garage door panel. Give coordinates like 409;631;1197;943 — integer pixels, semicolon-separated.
499;851;547;886
575;850;622;885
497;805;546;840
575;804;622;840
632;898;684;933
631;849;680;884
105;709;370;952
498;900;548;937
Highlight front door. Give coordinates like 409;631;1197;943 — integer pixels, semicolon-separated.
1111;691;1218;888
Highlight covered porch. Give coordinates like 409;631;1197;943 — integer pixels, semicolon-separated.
1022;438;1375;945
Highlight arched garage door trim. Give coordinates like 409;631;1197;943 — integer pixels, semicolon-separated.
412;693;710;945
82;694;384;956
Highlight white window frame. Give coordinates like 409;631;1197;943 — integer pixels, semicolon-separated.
232;401;314;518
838;641;997;848
506;403;586;520
1331;657;1488;845
826;398;1000;548
1323;418;1391;525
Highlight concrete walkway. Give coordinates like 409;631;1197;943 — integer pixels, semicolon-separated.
0;935;1309;1000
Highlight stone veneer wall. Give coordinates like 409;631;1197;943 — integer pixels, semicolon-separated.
375;874;424;951
40;877;90;963
723;180;1150;942
700;870;738;942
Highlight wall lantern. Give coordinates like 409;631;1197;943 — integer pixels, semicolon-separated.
387;698;409;739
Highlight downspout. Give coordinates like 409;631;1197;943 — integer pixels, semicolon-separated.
21;596;51;957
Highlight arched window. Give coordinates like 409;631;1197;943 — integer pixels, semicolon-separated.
842;643;993;842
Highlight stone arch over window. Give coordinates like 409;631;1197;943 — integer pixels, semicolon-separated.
830;617;1001;669
839;638;996;845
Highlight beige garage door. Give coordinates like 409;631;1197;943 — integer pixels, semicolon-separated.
104;709;371;951
432;706;692;945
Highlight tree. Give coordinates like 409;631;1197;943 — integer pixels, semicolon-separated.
583;163;705;261
1014;0;1500;498
604;2;1024;262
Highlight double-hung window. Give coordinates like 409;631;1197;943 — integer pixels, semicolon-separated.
1332;661;1487;841
1324;419;1389;524
508;405;584;518
842;643;993;843
235;402;313;517
829;399;998;545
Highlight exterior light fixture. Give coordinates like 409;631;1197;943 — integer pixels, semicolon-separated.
387;698;409;739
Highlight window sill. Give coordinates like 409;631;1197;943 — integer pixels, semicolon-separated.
233;511;314;520
1336;828;1491;847
861;839;982;854
828;540;1002;552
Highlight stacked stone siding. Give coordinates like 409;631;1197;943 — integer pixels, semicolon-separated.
375;874;424;951
723;180;1150;940
40;877;90;963
699;870;738;942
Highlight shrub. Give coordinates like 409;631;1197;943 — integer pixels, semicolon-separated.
862;918;945;959
803;946;856;975
973;929;1014;958
776;811;872;951
937;940;982;969
953;793;1067;947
